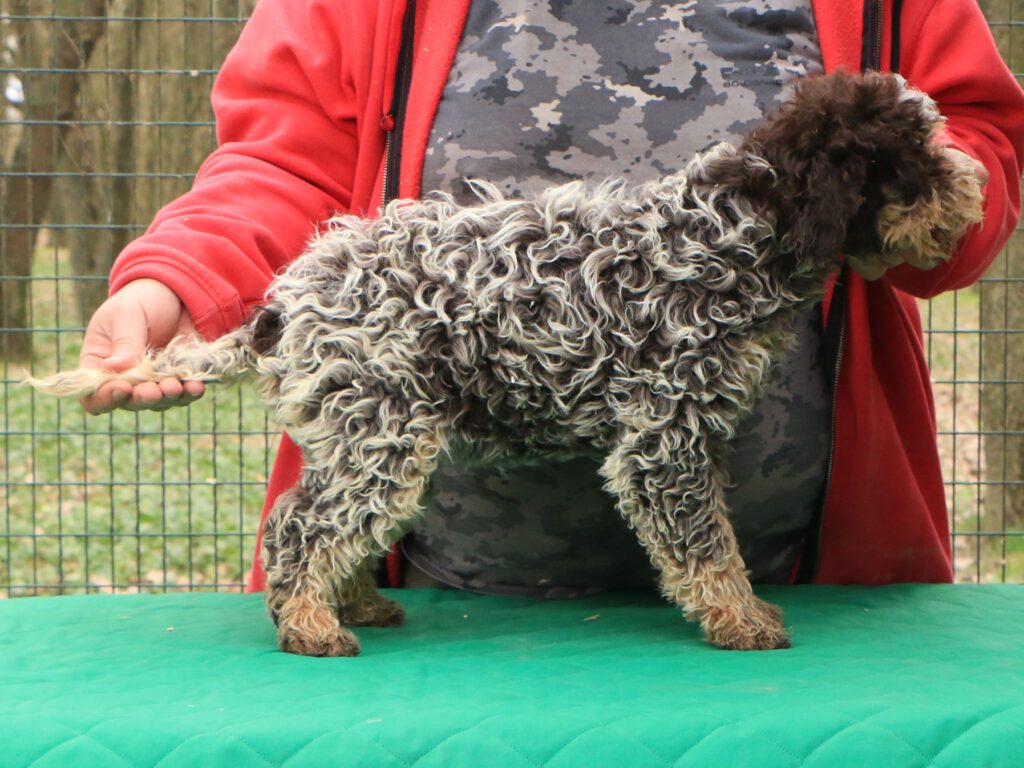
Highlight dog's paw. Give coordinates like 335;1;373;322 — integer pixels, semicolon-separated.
272;592;363;656
701;596;791;651
278;624;362;657
339;594;406;627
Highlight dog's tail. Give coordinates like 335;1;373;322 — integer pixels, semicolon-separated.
23;329;252;400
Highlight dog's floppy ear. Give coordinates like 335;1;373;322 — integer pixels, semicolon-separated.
776;147;871;261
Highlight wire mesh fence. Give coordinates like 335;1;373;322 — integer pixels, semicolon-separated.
1;2;270;596
937;2;1024;583
1;2;1022;597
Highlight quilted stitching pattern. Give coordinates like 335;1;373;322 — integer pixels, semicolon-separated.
1;586;1023;767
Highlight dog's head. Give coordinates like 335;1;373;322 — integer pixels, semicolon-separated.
702;71;984;284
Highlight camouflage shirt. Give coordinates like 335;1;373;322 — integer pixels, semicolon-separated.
406;0;829;595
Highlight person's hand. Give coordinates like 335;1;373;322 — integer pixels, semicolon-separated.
79;278;206;414
846;248;916;281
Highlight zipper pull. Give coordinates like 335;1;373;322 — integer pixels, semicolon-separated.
380;113;396;208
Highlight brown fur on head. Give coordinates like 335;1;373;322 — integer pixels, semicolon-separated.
703;70;984;286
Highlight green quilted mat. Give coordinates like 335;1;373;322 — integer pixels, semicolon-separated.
1;586;1023;767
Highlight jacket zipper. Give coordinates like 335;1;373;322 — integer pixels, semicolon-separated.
801;0;885;582
890;0;904;73
797;264;847;583
377;0;418;589
827;313;846;495
380;0;417;207
862;0;884;71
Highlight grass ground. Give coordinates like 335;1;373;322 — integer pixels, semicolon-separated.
1;246;1021;594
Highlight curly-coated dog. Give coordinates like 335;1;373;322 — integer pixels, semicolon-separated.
30;72;984;655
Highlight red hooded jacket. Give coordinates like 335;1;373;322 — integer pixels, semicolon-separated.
107;0;1024;591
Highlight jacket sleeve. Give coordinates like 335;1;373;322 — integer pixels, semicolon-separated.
108;0;361;339
883;0;1024;299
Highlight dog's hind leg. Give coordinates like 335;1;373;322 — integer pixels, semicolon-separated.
261;485;363;657
336;558;406;628
263;392;445;657
602;424;790;651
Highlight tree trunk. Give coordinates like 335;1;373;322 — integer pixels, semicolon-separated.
64;0;136;322
63;0;257;323
979;0;1024;557
0;0;106;361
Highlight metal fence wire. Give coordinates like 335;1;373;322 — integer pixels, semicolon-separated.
1;2;1022;597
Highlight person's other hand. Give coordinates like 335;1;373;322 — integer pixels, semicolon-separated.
846;248;915;281
847;147;988;282
78;279;205;414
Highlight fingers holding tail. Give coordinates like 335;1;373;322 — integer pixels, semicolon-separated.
23;332;251;400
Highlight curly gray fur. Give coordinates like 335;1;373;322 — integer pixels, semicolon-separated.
29;72;984;655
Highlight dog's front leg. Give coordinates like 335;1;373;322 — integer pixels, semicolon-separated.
602;424;790;650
